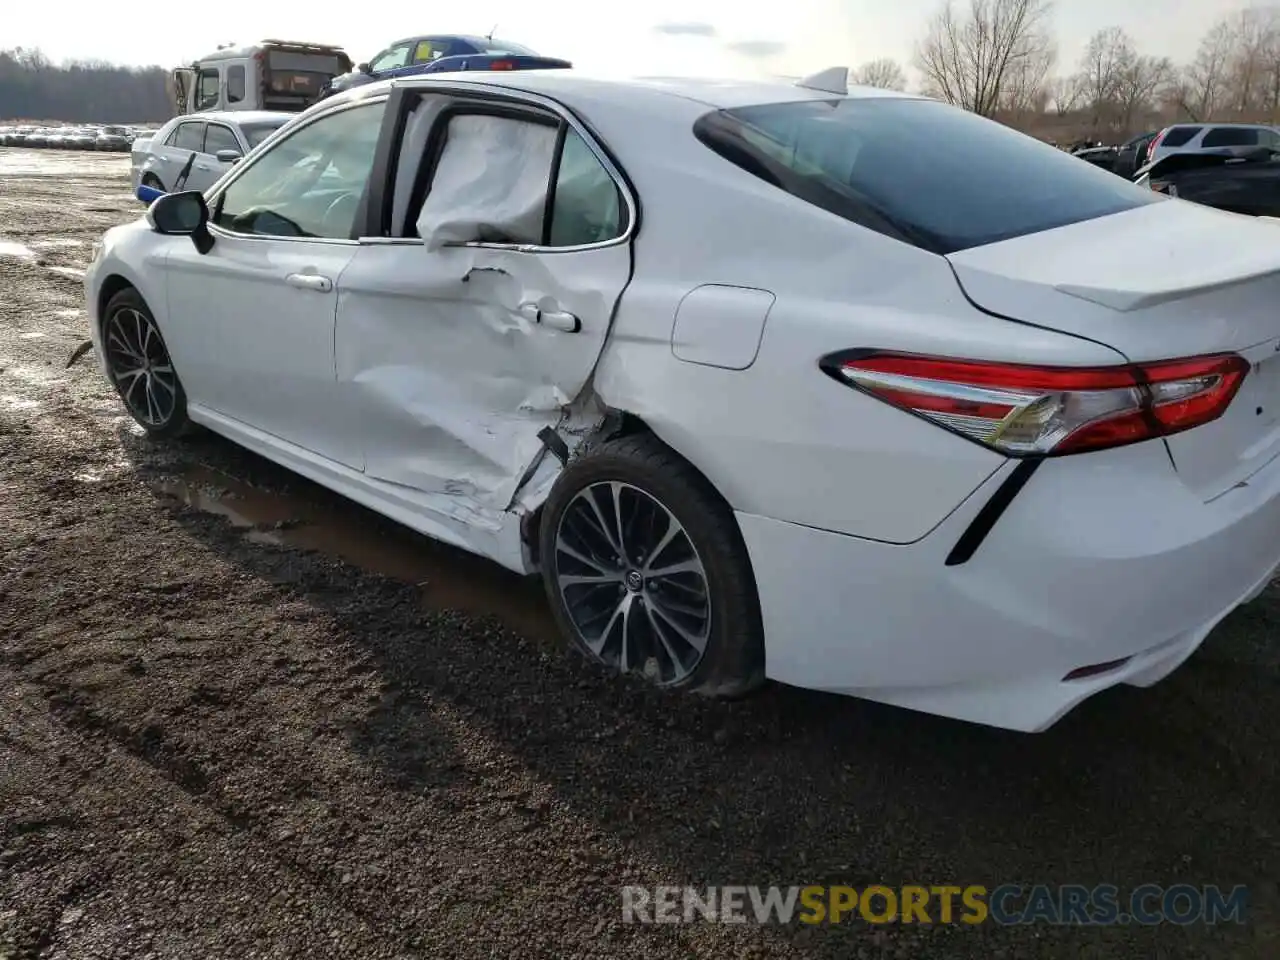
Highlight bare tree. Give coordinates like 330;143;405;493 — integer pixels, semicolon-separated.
1115;55;1174;132
1048;74;1083;116
1075;27;1136;131
914;0;1055;117
852;58;908;91
1225;6;1279;115
1175;19;1233;120
1000;44;1055;114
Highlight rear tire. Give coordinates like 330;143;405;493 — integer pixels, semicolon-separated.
141;173;164;191
538;432;765;698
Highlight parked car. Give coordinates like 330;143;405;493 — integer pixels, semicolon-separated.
131;111;294;193
320;34;570;99
1134;146;1280;216
96;126;132;152
1072;144;1118;172
1145;122;1280;167
1113;130;1158;179
85;70;1280;733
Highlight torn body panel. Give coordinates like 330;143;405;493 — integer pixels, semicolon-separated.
333;239;629;515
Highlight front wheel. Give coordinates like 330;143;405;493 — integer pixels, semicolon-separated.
101;287;191;439
538;433;765;697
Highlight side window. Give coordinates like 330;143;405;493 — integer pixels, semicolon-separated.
213;101;385;239
549;130;624;246
172;122;205;151
412;40;440;63
204;123;240;157
1203;127;1260;148
226;65;246;104
195;68;220;111
413;113;627;247
1160;126;1201;148
1264;129;1280;149
416;112;559;246
370;44;411;72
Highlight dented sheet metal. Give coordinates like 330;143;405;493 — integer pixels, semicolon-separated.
417;114;557;250
334;229;630;517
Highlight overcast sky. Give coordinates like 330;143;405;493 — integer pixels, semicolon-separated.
4;0;1234;77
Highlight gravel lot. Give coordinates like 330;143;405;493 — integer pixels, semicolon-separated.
1;148;1278;960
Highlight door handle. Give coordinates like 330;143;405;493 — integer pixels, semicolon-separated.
518;302;580;333
285;273;333;293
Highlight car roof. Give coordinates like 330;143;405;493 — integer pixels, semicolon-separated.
1168;121;1275;129
172;111;295;126
392;69;923;109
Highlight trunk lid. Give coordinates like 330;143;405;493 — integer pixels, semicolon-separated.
946;199;1280;501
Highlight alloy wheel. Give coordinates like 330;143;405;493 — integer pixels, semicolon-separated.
104;307;178;427
553;481;712;685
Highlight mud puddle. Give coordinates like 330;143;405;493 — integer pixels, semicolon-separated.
153;465;557;641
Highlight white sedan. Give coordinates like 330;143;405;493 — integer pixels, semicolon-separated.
130;111;295;194
85;68;1280;732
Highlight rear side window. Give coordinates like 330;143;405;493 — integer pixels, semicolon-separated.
1202;127;1261;148
1161;126;1202;148
693;98;1158;254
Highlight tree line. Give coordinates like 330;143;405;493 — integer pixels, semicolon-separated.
857;0;1280;140
0;48;172;123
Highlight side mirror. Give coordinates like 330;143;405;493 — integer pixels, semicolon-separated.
147;190;215;254
215;148;242;164
357;62;371;74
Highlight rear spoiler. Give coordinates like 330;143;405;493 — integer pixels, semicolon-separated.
1134;146;1278;182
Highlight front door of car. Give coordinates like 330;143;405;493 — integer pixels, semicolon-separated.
160;98;388;470
154;120;204;190
335;94;634;515
188;121;240;193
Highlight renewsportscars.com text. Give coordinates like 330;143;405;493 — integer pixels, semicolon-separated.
621;884;1249;926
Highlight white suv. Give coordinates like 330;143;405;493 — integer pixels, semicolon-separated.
1145;122;1280;166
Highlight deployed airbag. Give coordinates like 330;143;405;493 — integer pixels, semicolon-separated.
416;114;556;249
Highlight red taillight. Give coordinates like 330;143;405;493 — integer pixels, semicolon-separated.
490;60;514;70
826;352;1249;456
1146;129;1167;163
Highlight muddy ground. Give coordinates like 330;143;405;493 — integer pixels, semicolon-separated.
0;148;1278;959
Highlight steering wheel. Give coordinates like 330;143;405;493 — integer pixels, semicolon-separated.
322;193;360;238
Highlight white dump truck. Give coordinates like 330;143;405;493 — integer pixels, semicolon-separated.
171;39;354;115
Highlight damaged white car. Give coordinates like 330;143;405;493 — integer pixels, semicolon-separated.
86;69;1280;731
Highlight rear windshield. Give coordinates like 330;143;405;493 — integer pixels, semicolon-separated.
693;97;1158;254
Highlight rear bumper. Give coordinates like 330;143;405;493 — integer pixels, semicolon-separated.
739;440;1280;731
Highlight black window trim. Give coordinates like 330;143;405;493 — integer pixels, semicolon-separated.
204;94;391;245
361;85;638;253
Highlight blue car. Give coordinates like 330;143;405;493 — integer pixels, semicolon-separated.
319;35;571;99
